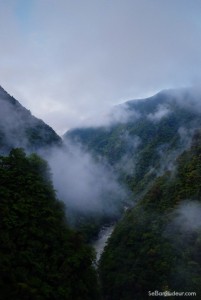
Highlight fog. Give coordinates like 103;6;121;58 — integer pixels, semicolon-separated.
168;87;201;113
0;86;61;154
147;104;171;122
171;201;201;233
164;200;201;283
47;141;127;217
115;133;141;176
2;78;201;231
0;87;36;150
76;103;140;128
164;201;201;254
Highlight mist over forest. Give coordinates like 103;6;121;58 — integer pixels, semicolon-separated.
1;84;201;299
1;0;201;298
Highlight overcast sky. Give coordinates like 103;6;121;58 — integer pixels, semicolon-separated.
0;0;201;134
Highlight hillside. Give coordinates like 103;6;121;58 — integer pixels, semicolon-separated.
1;85;201;299
0;86;62;153
65;88;201;195
99;130;201;300
0;86;102;298
0;148;99;299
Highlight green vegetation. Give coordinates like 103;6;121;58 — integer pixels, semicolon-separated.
65;90;201;197
0;148;99;300
0;86;61;153
2;87;201;299
99;132;201;299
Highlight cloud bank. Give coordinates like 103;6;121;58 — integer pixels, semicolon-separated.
47;141;127;217
1;1;201;133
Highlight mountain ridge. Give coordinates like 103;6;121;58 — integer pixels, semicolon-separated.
65;88;201;196
0;85;62;153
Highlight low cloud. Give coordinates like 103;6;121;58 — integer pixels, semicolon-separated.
168;87;201;114
120;131;141;150
0;89;36;151
178;127;195;149
164;200;201;248
171;201;201;233
77;104;140;129
155;144;178;176
163;200;201;287
147;104;171;122
47;141;127;218
115;133;141;175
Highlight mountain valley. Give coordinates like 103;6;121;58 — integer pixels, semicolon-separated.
1;86;201;299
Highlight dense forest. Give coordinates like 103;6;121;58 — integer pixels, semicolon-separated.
1;86;201;299
66;89;201;195
0;148;99;299
99;131;201;299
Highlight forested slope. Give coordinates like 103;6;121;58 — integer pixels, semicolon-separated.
65;89;201;195
99;131;201;300
1;85;201;299
0;86;61;153
0;149;99;299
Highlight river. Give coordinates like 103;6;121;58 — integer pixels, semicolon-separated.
92;225;115;263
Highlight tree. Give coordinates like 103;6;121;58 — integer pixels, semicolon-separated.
0;148;99;300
